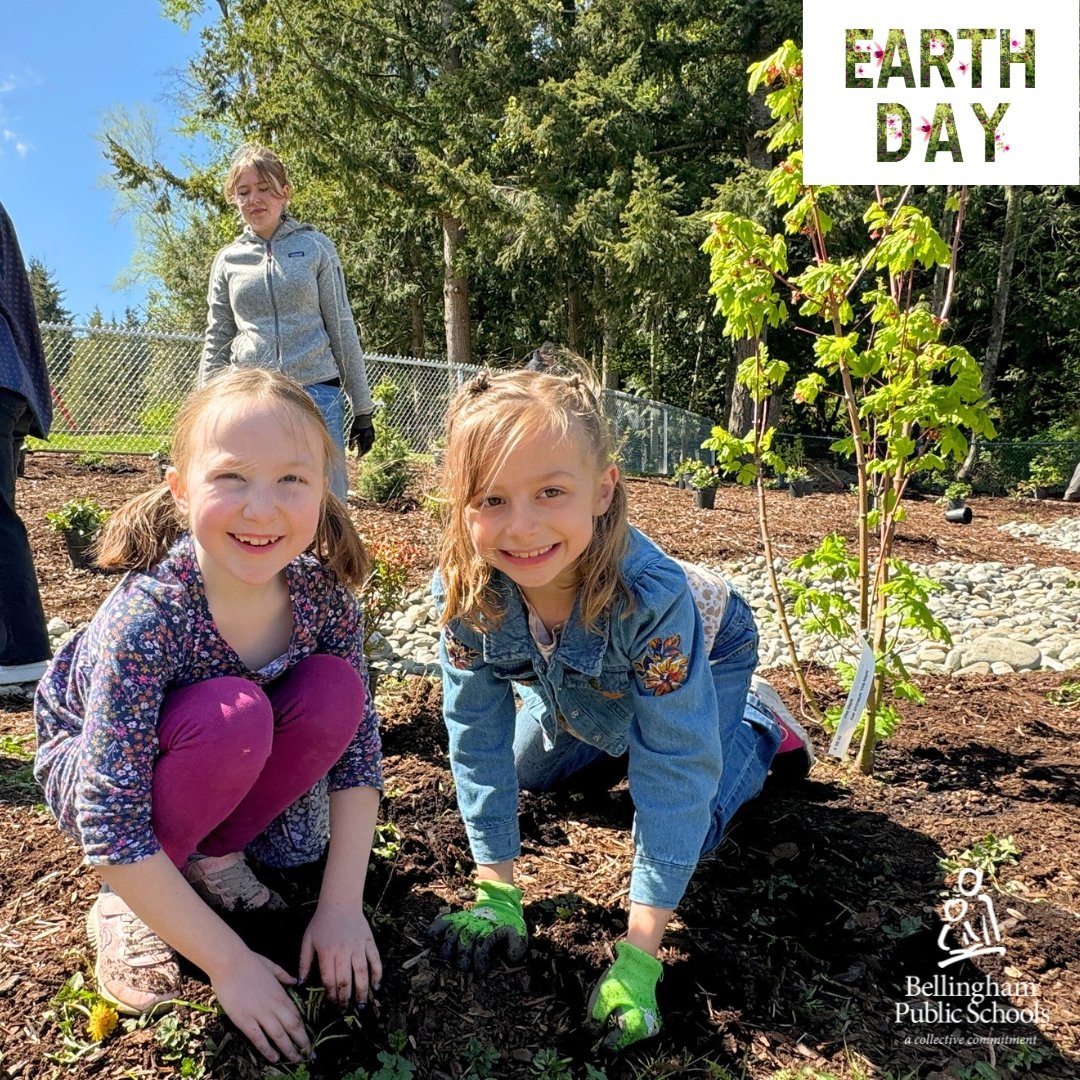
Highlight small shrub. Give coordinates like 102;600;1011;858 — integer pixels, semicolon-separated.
362;539;422;659
358;379;412;502
672;458;701;482
357;429;412;502
688;465;720;491
45;498;109;540
937;480;971;507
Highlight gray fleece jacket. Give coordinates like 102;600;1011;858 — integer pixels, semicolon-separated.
200;216;374;416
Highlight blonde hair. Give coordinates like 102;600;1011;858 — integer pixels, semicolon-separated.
437;369;630;633
97;368;370;588
223;143;290;205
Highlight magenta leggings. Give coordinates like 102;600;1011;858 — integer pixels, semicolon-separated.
151;654;363;868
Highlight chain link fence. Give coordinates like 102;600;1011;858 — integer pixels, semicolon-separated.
30;323;717;475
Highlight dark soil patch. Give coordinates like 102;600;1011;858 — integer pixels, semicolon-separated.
2;454;1079;1079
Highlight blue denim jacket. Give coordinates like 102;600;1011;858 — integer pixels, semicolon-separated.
434;527;756;910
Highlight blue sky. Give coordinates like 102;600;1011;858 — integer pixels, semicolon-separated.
1;3;206;323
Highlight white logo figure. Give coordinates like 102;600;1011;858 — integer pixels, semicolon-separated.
937;867;1005;969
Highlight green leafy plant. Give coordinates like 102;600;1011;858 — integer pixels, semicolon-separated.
1047;678;1080;706
371;821;402;859
672;458;701;482
937;480;971;507
531;1048;574;1080
939;834;1019;891
341;1029;416;1079
461;1037;499;1080
358;379;413;502
42;973;114;1064
45;498;109;540
361;539;421;660
1021;448;1066;495
0;734;32;759
688;465;720;491
701;40;994;774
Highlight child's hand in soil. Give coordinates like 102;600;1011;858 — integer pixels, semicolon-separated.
427;879;528;974
212;950;311;1063
300;903;382;1009
587;941;663;1050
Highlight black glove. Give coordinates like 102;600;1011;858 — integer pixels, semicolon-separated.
349;413;376;456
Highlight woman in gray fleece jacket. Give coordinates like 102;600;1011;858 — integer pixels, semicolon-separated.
200;144;375;500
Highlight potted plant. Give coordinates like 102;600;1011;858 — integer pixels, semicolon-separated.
45;498;109;570
688;466;720;509
671;459;699;489
937;480;972;511
1026;452;1066;500
786;465;813;498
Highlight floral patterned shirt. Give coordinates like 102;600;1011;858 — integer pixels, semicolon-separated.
33;533;381;865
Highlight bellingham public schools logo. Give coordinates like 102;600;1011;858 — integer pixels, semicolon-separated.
894;866;1049;1046
802;0;1079;184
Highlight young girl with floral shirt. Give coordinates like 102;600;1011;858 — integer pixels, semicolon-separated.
34;368;381;1066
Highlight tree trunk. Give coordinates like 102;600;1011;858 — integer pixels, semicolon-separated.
409;232;426;358
442;214;471;365
931;186;956;314
600;270;618;389
726;337;758;435
958;186;1022;479
440;0;470;366
567;283;582;354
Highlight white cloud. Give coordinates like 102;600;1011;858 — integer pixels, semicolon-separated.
1;128;30;158
0;76;15;94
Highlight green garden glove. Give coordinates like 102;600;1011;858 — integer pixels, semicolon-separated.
587;941;663;1050
427;879;528;974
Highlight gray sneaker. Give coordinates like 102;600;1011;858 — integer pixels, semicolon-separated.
184;852;285;913
86;891;181;1015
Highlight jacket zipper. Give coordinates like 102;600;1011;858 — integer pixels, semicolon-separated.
265;239;282;366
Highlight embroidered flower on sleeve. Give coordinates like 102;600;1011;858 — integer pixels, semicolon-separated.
443;627;481;670
633;634;689;695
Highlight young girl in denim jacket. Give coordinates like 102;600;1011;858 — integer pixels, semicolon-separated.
34;369;382;1066
428;369;814;1051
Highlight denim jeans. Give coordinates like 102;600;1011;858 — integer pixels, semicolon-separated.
304;381;348;502
512;589;779;860
0;388;50;666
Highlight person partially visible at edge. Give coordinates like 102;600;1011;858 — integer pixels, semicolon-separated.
33;368;383;1066
525;340;557;372
0;201;52;687
427;368;816;1051
200;143;375;502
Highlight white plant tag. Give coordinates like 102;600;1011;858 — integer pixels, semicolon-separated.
828;634;875;758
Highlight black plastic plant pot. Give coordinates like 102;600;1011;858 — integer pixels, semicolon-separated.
63;531;97;569
694;487;716;510
944;505;972;525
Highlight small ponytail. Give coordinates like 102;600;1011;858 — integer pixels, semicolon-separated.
312;492;370;589
95;485;186;572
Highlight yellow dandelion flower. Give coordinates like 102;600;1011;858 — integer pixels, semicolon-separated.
87;1000;119;1042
